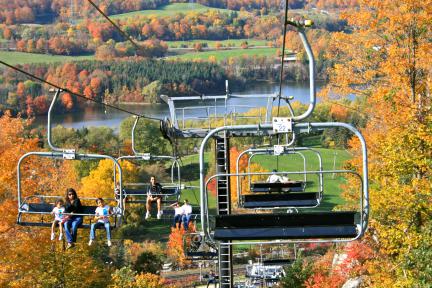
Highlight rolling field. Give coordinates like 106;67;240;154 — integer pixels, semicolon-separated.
0;51;94;65
166;39;270;48
169;47;278;61
110;3;235;20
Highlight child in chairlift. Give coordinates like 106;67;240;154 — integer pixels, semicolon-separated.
88;198;112;247
50;198;66;241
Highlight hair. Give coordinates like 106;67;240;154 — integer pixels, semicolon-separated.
65;188;77;203
55;198;64;206
150;175;156;180
184;199;189;203
96;197;104;204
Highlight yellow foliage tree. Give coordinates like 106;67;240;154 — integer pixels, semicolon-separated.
326;0;432;285
80;159;139;199
0;113;109;287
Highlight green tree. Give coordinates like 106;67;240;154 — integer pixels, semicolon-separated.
133;251;163;274
119;116;171;156
142;80;162;103
280;257;313;288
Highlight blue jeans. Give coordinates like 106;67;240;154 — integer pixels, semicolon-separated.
64;216;83;243
173;214;182;228
182;214;192;230
90;222;111;241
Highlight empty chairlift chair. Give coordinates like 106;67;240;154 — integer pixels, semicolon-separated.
236;147;323;209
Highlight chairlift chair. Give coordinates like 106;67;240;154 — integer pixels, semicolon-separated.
236;146;324;209
199;122;369;243
116;116;182;205
183;232;218;260
16;90;124;229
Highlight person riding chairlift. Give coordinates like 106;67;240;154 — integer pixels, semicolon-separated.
266;170;290;183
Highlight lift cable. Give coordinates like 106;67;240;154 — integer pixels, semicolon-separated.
276;0;291;118
86;0;142;52
0;60;163;121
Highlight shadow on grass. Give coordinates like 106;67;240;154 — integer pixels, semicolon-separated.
179;162;209;182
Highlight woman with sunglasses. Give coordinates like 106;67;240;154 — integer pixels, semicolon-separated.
63;188;83;249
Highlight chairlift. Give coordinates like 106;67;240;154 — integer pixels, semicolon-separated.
16;89;124;228
183;232;218;260
236;146;324;209
198;122;368;243
115;116;182;205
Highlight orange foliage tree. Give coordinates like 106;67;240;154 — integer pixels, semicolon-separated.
166;223;197;269
0;113;113;287
325;0;432;285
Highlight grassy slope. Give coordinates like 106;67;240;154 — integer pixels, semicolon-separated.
141;148;351;242
0;51;94;65
110;3;234;20
169;47;278;62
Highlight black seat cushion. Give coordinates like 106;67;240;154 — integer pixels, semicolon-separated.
243;192;319;208
213;212;358;240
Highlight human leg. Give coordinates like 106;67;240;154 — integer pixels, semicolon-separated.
58;221;64;240
64;220;73;243
173;214;181;228
156;197;161;213
146;197;152;219
182;214;192;230
156;197;163;219
104;222;111;241
51;221;57;240
71;216;83;243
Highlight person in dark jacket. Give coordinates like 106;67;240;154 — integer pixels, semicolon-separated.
145;176;163;219
63;188;83;249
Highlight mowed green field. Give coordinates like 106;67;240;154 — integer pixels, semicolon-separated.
173;148;351;210
169;47;278;61
167;39;270;48
0;51;94;65
135;147;352;241
110;3;235;20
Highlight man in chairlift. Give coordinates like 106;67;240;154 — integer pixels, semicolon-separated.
266;169;282;183
266;169;290;183
145;176;163;220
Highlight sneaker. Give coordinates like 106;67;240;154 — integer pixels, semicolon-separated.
51;233;55;241
157;211;162;219
66;243;74;249
59;234;63;241
145;211;151;220
88;240;93;246
107;240;112;247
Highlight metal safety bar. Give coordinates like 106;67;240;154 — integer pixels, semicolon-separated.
17;151;124;214
116;154;181;187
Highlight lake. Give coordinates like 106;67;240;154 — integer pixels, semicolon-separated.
34;81;324;131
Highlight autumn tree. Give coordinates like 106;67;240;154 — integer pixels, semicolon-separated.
325;0;432;285
0;113;114;287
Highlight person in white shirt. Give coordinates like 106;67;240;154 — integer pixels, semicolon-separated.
280;173;290;183
266;169;283;183
181;199;193;231
50;198;65;241
89;198;112;247
170;202;183;229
